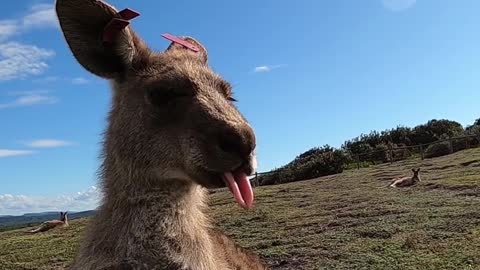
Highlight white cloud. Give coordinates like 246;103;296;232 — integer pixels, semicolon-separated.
253;64;287;73
0;42;55;81
22;4;58;30
14;95;57;106
0;93;58;109
33;76;94;85
24;139;72;148
0;4;57;81
7;90;51;96
0;149;35;158
0;4;56;41
0;186;102;215
74;186;101;202
254;66;270;72
381;0;417;12
0;20;18;41
71;77;89;85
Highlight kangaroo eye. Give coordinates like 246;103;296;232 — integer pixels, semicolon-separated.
146;78;195;107
217;80;235;101
146;88;184;106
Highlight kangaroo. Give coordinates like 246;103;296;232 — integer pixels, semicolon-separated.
27;211;69;233
55;0;268;269
389;168;421;188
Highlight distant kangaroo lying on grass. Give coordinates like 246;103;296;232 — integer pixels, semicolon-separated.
389;168;421;188
27;211;69;233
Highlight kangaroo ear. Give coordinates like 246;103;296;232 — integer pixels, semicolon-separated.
411;168;416;173
164;35;208;64
60;212;64;216
56;0;150;78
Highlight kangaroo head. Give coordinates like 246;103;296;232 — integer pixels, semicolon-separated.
411;168;421;181
59;211;68;221
56;0;257;209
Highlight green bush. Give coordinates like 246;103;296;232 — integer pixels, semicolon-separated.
452;138;470;151
424;142;452;158
371;144;390;162
392;143;411;161
258;146;349;186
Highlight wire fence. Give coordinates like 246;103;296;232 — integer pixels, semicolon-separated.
351;134;480;166
210;133;480;192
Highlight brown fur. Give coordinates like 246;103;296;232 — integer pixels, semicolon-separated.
55;0;268;269
27;211;69;233
389;168;421;188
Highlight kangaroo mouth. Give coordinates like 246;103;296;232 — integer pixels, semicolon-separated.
202;158;256;209
221;169;254;210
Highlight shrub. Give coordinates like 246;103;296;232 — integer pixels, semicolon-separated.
354;143;374;162
424;142;452;158
392;143;411;161
371;144;390;163
258;170;280;186
452;138;470;152
258;146;349;186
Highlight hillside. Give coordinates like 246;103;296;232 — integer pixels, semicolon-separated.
257;118;480;186
0;211;96;232
1;148;479;269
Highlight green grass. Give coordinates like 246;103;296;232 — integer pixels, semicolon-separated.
1;148;480;270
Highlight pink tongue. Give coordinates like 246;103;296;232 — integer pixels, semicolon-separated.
223;172;254;209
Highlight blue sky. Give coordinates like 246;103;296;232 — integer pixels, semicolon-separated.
1;0;479;215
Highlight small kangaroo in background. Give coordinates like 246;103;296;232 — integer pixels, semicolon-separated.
389;168;421;188
27;211;69;233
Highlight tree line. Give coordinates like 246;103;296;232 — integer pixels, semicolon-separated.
257;118;480;186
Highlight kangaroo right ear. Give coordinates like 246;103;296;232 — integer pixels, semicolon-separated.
164;35;208;64
56;0;150;79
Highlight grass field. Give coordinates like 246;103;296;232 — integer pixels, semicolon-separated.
1;148;480;270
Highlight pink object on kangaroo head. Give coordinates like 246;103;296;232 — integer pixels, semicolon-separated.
103;8;140;43
161;33;200;52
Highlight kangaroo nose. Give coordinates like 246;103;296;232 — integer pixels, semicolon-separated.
218;125;256;158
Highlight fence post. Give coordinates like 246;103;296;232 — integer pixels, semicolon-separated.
420;144;424;160
255;172;259;187
449;138;453;153
356;155;360;170
389;145;394;164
